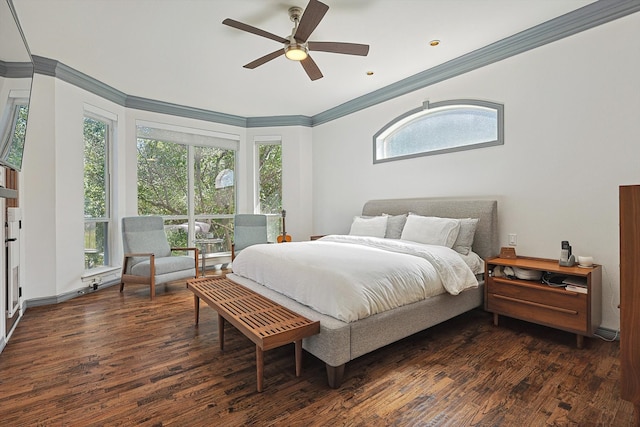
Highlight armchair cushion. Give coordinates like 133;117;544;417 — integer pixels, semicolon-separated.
130;255;196;281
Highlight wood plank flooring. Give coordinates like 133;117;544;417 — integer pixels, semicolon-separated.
0;276;634;426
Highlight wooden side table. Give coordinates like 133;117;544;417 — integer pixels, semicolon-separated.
485;256;601;348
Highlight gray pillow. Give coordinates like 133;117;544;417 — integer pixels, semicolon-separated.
453;218;479;255
384;214;407;239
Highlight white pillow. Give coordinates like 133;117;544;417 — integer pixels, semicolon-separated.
400;214;460;248
349;215;388;238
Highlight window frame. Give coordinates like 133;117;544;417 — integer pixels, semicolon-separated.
373;99;504;164
0;94;29;171
135;121;240;249
83;111;114;271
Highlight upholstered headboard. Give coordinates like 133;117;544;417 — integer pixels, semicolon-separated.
362;198;499;260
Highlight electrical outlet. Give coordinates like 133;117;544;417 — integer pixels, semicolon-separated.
89;276;103;291
508;234;517;246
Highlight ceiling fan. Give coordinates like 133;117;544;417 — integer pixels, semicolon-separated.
222;0;370;81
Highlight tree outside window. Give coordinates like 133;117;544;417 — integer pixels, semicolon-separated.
257;142;282;241
136;125;237;252
83;116;111;270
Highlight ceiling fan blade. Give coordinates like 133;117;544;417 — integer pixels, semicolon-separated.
222;18;288;44
308;41;370;56
294;0;329;43
243;49;285;69
300;55;323;81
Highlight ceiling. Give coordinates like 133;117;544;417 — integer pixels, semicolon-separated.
12;0;595;119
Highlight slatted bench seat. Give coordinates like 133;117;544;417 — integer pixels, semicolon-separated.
187;276;320;392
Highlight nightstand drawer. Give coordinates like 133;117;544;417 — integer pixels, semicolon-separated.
488;278;586;312
487;292;587;332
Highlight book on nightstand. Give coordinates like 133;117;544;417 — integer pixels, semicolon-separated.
565;284;588;294
563;276;588;294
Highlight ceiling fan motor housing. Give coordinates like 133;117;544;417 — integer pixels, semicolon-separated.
288;6;304;23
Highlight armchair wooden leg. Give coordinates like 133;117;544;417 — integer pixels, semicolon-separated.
149;255;156;301
120;282;125;293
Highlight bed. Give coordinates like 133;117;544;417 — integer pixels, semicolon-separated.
227;197;498;388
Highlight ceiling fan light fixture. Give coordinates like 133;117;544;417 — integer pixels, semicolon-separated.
285;42;308;61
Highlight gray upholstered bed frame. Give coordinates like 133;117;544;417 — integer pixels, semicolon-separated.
227;197;498;388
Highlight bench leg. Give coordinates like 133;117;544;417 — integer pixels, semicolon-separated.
194;295;200;325
218;314;225;351
295;340;302;377
256;345;264;392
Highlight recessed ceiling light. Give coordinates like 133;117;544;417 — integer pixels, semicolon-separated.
366;71;374;76
429;39;440;47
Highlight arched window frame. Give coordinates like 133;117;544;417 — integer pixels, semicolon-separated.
373;99;504;164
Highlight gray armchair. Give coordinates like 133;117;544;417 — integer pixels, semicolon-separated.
120;216;198;300
231;214;268;260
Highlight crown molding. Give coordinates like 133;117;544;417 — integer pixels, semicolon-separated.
126;96;247;127
247;115;313;128
32;55;127;105
0;60;33;78
27;0;640;129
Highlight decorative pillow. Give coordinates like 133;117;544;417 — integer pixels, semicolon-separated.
453;218;479;255
349;215;388;238
383;213;407;239
400;214;460;248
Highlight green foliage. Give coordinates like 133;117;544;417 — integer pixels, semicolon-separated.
84;117;107;218
84;222;107;269
258;144;282;214
164;219;189;251
137;138;237;216
193;145;235;215
136;138;239;249
83;117;109;269
6;104;28;169
137;139;188;215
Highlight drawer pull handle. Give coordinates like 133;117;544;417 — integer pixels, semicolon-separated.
493;294;579;315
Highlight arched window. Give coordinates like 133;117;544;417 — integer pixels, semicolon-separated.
373;99;503;163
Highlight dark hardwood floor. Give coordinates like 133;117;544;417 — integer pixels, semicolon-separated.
0;275;634;426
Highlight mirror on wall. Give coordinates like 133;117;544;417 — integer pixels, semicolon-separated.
0;0;33;173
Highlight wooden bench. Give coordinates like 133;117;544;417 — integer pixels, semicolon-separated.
186;276;320;392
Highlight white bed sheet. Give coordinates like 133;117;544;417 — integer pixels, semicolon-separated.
231;235;478;323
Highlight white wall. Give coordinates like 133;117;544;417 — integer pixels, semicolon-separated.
311;13;640;331
23;76;128;300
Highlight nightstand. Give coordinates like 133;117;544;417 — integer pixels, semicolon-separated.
485;256;602;348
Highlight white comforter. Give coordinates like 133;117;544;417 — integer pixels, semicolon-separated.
231;235;479;323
